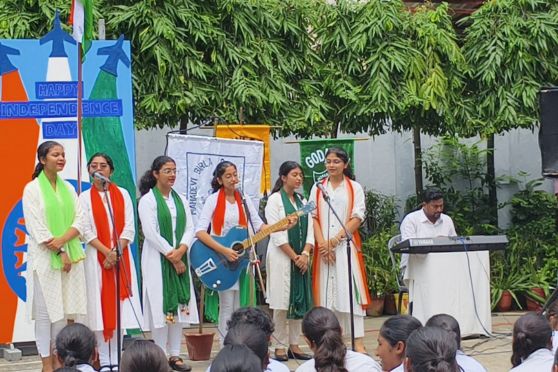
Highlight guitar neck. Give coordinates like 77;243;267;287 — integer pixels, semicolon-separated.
240;212;300;250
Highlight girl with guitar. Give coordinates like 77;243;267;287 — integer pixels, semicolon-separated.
308;147;371;354
265;161;314;362
138;156;198;372
195;161;270;345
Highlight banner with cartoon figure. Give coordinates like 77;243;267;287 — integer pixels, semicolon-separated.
299;139;354;196
0;14;136;343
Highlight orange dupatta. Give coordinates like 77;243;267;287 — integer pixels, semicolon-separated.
211;188;247;235
90;184;132;341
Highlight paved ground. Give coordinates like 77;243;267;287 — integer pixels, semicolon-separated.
0;312;520;372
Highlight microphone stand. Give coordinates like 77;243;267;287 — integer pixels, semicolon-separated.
238;188;266;304
319;185;356;351
101;180;123;370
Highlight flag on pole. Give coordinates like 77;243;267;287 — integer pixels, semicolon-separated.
69;0;93;55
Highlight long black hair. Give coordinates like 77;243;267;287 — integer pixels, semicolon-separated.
325;147;354;180
211;160;237;193
425;314;461;349
380;315;422;347
32;141;63;179
55;323;96;368
302;307;347;372
271;161;303;194
87;152;115;172
210;344;263;372
405;326;459;372
138;155;175;195
224;323;268;370
511;312;552;367
120;339;169;372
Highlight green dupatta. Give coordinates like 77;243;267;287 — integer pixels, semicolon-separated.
152;187;191;315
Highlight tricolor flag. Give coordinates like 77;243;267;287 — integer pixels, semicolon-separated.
69;0;93;55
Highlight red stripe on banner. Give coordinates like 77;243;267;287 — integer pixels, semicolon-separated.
0;70;40;343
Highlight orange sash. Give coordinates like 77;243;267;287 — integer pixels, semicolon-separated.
91;184;132;341
211;188;247;235
312;177;371;309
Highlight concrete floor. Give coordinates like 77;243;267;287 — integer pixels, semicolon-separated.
0;312;521;372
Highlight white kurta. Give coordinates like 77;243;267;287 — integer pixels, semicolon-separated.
509;348;554;372
22;178;87;322
194;191;264;291
308;179;367;317
401;209;492;336
138;189;199;330
78;187;143;331
456;350;487;372
295;350;381;372
265;192;314;310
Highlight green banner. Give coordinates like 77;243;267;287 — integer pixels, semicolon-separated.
299;139;355;197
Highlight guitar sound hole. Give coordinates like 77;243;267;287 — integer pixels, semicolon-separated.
232;243;245;257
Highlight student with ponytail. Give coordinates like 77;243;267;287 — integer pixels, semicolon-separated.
55;323;98;372
78;153;143;371
404;326;459;372
510;312;553;371
297;307;380;372
138;156;198;372
265;161;314;361
195;160;272;346
22;141;87;372
308;147;370;353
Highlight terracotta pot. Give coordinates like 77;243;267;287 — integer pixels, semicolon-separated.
497;290;512;312
185;333;215;361
526;287;545;312
367;295;385;317
383;293;397;315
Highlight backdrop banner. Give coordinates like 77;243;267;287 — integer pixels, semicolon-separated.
299;139;355;196
0;18;136;343
166;134;264;223
215;124;271;194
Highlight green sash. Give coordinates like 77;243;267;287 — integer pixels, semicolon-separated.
37;171;85;269
152;187;191;315
280;188;313;318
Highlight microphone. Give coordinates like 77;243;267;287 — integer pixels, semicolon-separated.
316;182;330;200
92;171;112;184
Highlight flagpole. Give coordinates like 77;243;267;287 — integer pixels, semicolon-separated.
77;42;83;194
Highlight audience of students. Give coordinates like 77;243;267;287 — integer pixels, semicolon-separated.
210;344;263;372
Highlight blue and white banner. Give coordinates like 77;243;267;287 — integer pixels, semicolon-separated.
166;134;264;223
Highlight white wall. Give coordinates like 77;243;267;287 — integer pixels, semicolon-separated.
135;126;553;228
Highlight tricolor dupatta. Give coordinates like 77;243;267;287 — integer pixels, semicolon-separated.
90;183;132;342
311;177;371;309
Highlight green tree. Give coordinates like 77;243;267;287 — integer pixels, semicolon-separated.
462;0;558;222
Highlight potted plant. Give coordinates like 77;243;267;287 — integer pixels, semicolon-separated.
523;257;550;312
362;230;397;316
185;283;216;360
490;257;529;312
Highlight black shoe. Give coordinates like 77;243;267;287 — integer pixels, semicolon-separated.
169;356;192;372
288;348;312;360
273;350;289;362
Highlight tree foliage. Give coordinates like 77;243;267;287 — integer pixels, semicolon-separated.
462;0;558;135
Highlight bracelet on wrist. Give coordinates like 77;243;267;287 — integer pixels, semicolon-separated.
301;250;310;257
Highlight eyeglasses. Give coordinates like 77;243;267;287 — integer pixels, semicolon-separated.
160;168;178;175
90;162;109;170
